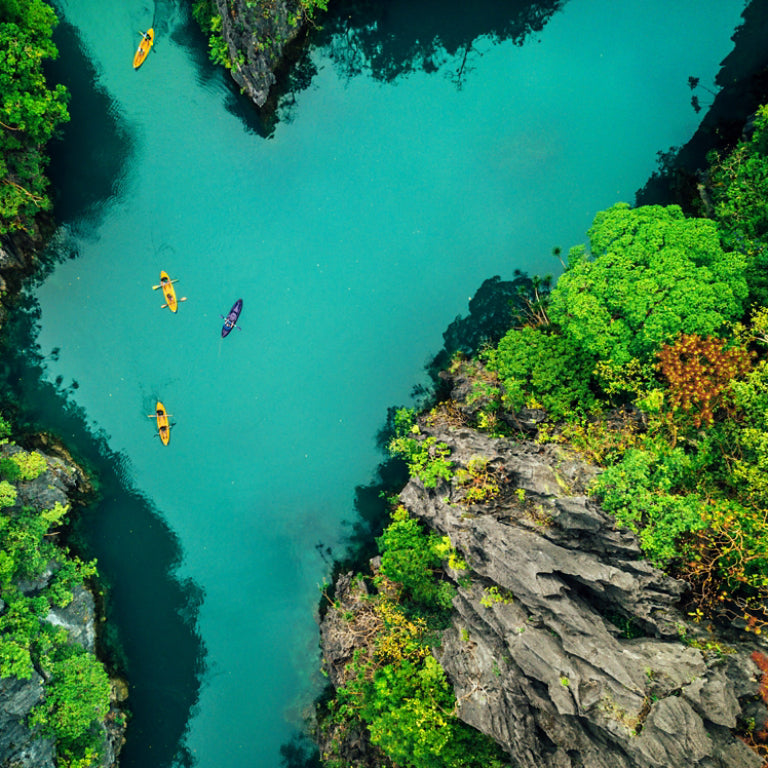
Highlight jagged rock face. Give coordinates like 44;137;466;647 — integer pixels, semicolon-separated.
0;445;124;768
215;0;305;107
0;673;55;768
398;425;765;768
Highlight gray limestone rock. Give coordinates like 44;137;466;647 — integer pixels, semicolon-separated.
401;425;765;768
318;417;768;767
0;673;55;768
215;0;306;108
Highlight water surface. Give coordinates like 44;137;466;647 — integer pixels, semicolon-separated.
7;0;752;765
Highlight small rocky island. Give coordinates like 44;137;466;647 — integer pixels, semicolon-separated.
201;0;322;107
318;366;768;767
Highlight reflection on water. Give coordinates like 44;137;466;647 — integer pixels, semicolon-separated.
0;297;206;768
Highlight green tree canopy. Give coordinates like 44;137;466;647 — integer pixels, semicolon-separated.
0;0;69;234
549;203;748;366
706;104;768;305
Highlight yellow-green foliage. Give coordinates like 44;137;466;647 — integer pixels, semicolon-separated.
454;457;501;505
326;508;510;768
377;506;456;611
10;449;48;480
388;409;453;488
0;479;17;508
706;104;768;305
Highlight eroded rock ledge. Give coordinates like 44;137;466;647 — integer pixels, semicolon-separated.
320;411;768;767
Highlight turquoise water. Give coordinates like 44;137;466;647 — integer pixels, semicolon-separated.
6;0;750;765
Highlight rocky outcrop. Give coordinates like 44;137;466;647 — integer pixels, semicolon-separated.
0;443;126;768
319;397;768;767
215;0;308;108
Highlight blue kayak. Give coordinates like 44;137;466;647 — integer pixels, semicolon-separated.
221;298;243;338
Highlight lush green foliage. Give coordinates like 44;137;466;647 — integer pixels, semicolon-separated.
30;647;111;744
191;0;231;69
483;325;597;418
323;507;508;768
323;109;768;766
456;129;768;634
388;408;454;488
706;105;768;305
0;414;108;767
0;0;69;234
550;203;748;367
594;446;708;565
377;506;455;612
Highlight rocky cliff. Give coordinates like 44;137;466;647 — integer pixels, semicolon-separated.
0;441;126;768
214;0;309;107
319;374;768;768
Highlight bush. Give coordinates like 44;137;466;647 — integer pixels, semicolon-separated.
30;648;110;747
483;325;597;419
0;479;17;508
388;409;453;489
706;105;768;305
9;450;48;480
0;0;70;233
0;457;22;481
593;447;708;566
377;507;455;612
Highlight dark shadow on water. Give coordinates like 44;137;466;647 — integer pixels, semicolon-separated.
324;271;537;587
45;12;135;232
280;733;321;768
173;0;567;136
312;0;567;86
0;296;206;768
636;0;768;210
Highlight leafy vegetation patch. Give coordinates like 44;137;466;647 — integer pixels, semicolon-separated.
0;412;112;768
320;505;509;768
0;0;69;235
336;104;768;766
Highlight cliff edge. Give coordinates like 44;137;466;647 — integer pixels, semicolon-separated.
319;374;768;768
0;439;126;768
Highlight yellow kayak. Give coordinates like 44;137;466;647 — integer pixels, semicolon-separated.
133;29;154;69
157;270;178;312
150;401;171;446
